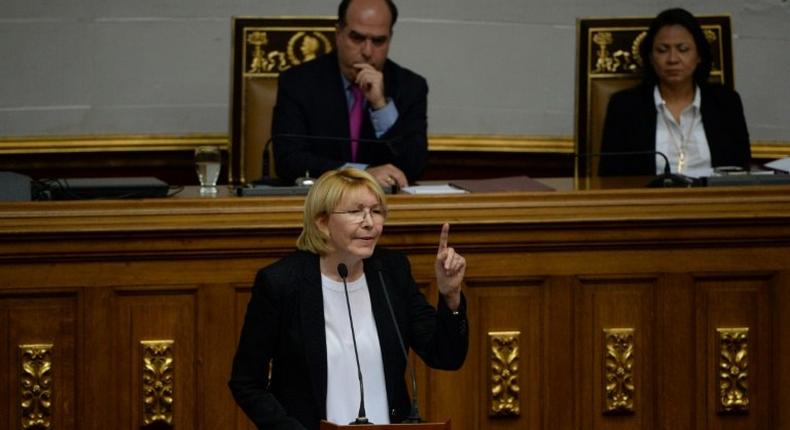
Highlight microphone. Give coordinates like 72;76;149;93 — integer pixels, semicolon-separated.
579;150;699;187
371;259;422;423
336;263;370;425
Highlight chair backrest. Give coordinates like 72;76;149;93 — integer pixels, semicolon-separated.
229;17;337;184
574;15;734;182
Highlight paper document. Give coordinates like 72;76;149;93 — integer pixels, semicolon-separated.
400;184;467;195
764;157;790;173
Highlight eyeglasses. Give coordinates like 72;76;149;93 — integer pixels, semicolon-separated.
331;206;386;223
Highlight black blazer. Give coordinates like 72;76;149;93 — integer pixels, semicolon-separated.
599;83;751;176
228;248;468;430
272;52;429;183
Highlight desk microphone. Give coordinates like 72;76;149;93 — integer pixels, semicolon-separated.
579;150;699;187
336;263;370;425
371;259;422;423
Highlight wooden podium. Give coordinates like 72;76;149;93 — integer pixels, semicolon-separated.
320;420;450;430
3;185;790;429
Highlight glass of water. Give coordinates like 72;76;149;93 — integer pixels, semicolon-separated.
194;146;221;195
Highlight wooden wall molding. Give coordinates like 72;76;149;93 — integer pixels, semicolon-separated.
1;134;788;157
0;135;227;154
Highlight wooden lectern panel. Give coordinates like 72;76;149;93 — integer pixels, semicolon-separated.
320;419;449;430
2;185;790;429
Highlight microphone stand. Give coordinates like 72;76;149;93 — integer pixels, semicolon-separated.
253;136;290;186
647;152;699;188
337;264;370;425
581;150;698;188
373;261;422;423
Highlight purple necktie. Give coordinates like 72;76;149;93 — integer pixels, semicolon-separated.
349;85;364;162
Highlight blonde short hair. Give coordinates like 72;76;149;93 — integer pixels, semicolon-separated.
297;168;388;255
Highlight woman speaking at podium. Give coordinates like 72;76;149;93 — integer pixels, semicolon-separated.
599;8;751;178
229;168;469;429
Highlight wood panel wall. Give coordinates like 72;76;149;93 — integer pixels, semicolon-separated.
1;186;789;429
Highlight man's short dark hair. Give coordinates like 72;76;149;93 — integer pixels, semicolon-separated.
337;0;398;30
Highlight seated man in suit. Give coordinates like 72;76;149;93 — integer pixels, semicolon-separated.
272;0;428;189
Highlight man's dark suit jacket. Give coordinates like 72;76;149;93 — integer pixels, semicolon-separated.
272;52;428;183
228;248;468;430
599;83;751;176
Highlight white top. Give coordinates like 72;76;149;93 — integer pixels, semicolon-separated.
322;273;390;425
654;85;713;178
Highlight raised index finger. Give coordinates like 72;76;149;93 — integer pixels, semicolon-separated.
438;223;450;253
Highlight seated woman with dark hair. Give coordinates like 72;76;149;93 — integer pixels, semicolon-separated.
599;8;751;177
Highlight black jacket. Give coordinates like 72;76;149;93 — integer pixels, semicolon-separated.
229;248;468;430
272;52;429;183
599;83;751;176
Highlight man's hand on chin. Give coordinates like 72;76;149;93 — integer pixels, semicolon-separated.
353;63;386;109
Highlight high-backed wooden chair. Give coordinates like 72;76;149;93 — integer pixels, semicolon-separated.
229;17;336;185
574;15;734;183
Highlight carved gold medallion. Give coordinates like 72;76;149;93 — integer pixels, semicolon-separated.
717;328;749;414
20;344;53;430
603;328;634;414
142;340;175;426
488;331;520;417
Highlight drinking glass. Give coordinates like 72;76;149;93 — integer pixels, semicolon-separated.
194;146;221;195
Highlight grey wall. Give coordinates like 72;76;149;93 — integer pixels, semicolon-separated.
1;0;788;141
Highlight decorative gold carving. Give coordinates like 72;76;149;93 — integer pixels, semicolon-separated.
704;29;718;44
590;25;724;75
244;27;334;77
591;30;642;73
603;328;634;414
246;31;279;73
142;340;175;426
287;31;333;65
717;328;749;413
488;331;520;417
631;31;647;68
592;31;615;72
20;344;54;430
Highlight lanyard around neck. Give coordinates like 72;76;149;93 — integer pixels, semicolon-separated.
659;104;697;174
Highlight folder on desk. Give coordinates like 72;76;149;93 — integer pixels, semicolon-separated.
46;177;170;200
450;176;554;193
236;184;312;196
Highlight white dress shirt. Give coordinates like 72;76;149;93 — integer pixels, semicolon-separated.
654;85;713;178
322;273;390;425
